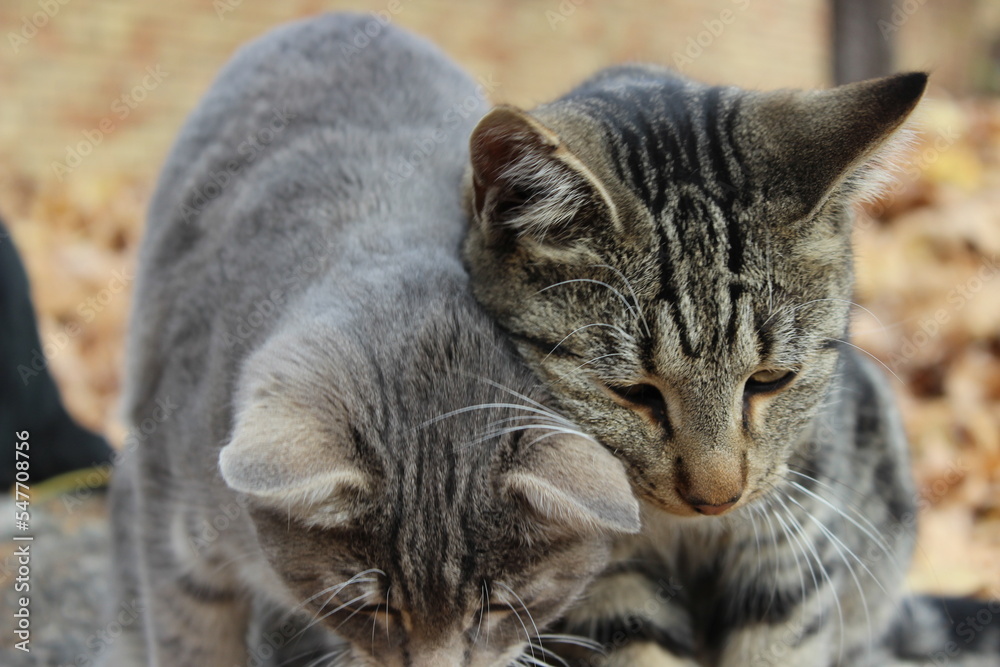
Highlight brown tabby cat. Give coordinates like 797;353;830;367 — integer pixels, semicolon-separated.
464;66;1000;666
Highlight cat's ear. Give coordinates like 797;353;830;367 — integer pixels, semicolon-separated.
504;435;640;536
469;105;615;244
753;72;927;218
219;399;369;523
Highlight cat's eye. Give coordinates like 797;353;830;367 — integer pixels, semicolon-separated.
606;383;668;423
744;369;796;394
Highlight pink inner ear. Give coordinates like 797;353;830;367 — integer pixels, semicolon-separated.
471;109;557;189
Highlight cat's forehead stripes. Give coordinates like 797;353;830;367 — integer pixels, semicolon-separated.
549;74;779;365
560;74;749;212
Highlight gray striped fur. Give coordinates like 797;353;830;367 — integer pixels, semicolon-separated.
106;15;640;667
465;66;998;666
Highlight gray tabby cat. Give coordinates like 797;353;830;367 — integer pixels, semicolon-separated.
106;14;641;667
463;66;1000;666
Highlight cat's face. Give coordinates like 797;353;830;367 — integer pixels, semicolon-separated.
220;326;639;666
248;504;612;667
464;68;926;518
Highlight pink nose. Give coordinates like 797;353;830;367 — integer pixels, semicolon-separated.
677;489;742;516
689;498;739;516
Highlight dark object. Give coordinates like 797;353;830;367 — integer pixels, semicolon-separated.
0;217;114;490
832;0;896;84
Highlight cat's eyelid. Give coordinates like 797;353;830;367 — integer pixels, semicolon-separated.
745;367;798;393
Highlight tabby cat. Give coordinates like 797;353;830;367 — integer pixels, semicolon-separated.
106;15;640;667
463;66;1000;665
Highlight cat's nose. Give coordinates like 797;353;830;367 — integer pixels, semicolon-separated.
683;493;742;516
673;452;746;516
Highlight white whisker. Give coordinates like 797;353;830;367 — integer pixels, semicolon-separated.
543;322;635;362
787;479;899;569
781;491;874;656
538;278;641;325
819;337;904;384
590;263;651;337
772;494;845;664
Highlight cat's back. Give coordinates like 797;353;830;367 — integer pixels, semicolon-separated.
124;13;487;422
144;12;481;254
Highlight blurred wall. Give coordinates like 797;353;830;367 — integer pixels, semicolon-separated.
3;0;999;193
3;0;830;187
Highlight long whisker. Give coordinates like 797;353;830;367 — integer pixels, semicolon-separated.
590;263;651;337
774;501;822;619
784;297;889;333
543;322;635;363
288;569;384;617
497;589;537;661
421;402;574;430
461;423;594;451
536;634;603;653
468;377;553;414
771;505;808;617
538;278;640;324
528;643;569;667
496;581;542;642
819;337;904;384
772;494;845;664
554;352;628;383
757;496;783;617
297;591;373;638
745;504;764;581
780;491;874;655
473;582;486;646
786;476;899;566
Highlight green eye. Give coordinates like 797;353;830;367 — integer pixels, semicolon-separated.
745;369;796;394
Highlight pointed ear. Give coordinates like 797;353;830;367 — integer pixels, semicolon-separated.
469;105;615;244
504;435;640;536
752;72;928;218
219;398;370;524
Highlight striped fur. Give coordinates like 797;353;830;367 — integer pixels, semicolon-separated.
107;16;641;667
465;67;1000;666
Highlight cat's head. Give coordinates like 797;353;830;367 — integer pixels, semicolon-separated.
463;67;926;518
219;311;639;667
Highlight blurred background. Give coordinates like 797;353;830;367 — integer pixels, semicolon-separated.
0;0;998;653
